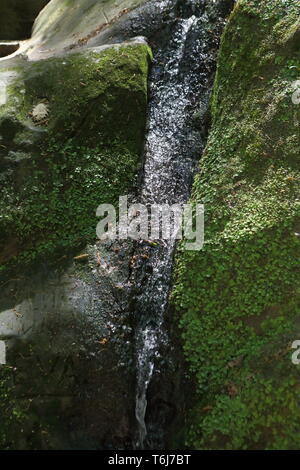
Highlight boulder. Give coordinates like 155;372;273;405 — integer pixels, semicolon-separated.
173;0;300;450
0;0;151;449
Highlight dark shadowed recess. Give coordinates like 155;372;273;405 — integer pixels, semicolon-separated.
0;0;50;40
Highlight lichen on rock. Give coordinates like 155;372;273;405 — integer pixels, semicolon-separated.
0;41;151;276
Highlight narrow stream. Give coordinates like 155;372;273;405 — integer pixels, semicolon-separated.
129;0;231;449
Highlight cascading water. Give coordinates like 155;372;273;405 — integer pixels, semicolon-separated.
129;0;232;449
134;15;201;450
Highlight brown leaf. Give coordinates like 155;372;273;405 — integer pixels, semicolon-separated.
99;338;108;345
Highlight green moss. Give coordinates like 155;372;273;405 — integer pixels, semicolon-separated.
7;44;151;145
0;366;30;449
173;0;300;449
0;0;49;40
0;43;152;279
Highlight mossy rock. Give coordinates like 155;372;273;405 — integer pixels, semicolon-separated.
173;0;300;450
0;38;151;449
0;0;49;40
0;41;152;278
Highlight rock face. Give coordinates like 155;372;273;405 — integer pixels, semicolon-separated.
0;42;151;272
0;0;151;449
173;0;300;450
2;0;299;451
0;241;137;449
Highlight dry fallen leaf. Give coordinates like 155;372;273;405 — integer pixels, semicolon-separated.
99;338;108;345
74;253;89;261
226;382;239;397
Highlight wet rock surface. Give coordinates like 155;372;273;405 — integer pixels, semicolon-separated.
0;240;137;449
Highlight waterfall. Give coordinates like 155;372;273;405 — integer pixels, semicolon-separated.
129;0;228;449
